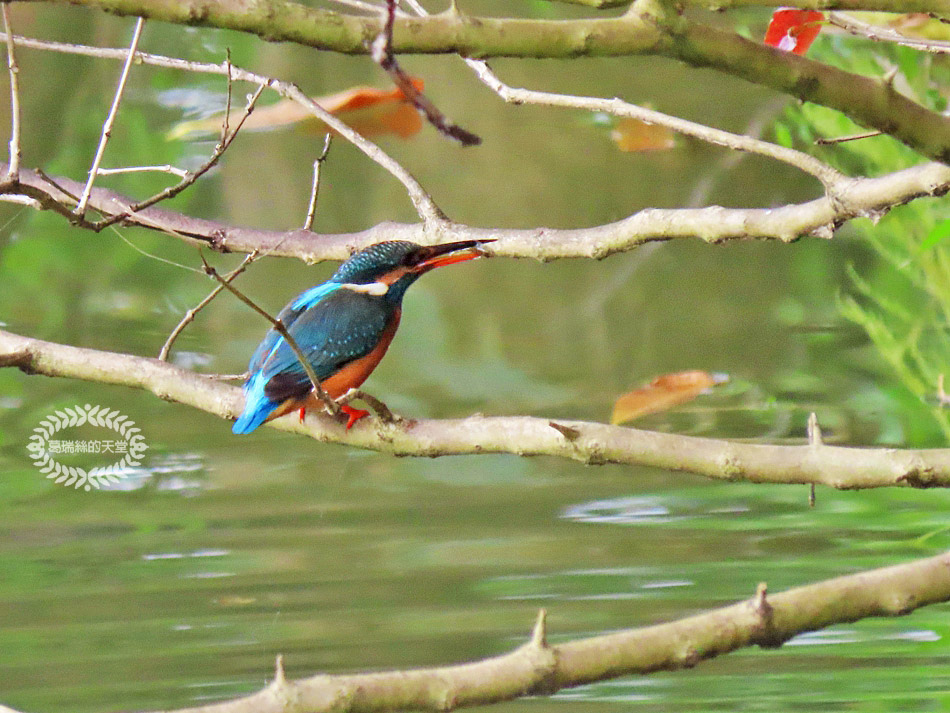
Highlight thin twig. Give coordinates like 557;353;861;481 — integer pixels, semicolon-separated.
339;387;402;424
304;133;332;231
0;193;37;207
75;16;145;217
222;50;233;139
815;130;884;145
97;165;189;177
159;251;258;361
465;62;846;192
198;252;341;418
829;12;950;54
1;3;20;182
92;82;266;231
36;168;81;204
807;412;822;507
0;30;446;225
371;0;481;147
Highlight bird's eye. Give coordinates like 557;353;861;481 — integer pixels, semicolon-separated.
402;250;425;267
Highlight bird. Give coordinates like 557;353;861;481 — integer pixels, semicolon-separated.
232;239;493;434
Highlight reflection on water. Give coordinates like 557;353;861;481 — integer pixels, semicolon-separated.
562;496;677;524
104;452;207;493
561;495;754;525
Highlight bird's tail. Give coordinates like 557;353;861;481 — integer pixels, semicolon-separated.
232;374;277;434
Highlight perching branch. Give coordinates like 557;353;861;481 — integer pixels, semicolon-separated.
4;327;950;489
1;549;948;713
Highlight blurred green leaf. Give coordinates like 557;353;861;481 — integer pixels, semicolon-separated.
920;219;950;253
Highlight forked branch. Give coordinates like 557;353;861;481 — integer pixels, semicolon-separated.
4;160;948;260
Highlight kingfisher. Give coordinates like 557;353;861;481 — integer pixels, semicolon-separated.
232;239;493;434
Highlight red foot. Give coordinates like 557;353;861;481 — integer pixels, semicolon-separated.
341;403;369;430
298;406;307;423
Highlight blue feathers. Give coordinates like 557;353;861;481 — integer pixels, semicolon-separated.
290;282;341;311
233;288;395;434
232;370;278;434
232;240;486;434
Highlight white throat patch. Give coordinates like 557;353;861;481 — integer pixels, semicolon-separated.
340;281;389;296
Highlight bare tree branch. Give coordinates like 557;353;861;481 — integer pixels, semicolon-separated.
371;0;481;146
303;133;332;231
4;327;950;489
828;11;950;52
15;0;950;162
1;3;20;182
92;81;266;231
75;16;144;217
97;164;189;177
467;63;845;191
0;28;445;224
1;549;947;713
159;251;257;361
4;160;948;260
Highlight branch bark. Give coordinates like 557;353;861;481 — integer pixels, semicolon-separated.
4;327;950;489
2;550;948;713
5;161;949;260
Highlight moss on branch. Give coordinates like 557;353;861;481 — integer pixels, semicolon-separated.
17;0;950;163
667;20;950;164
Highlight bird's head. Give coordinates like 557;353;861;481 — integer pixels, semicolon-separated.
330;240;494;302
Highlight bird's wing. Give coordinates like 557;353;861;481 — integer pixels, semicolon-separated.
246;282;341;376
255;288;395;404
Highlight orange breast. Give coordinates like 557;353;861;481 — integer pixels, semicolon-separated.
265;310;401;422
320;308;401;399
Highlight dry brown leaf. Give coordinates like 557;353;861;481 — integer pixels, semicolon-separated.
611;370;727;425
168;79;425;140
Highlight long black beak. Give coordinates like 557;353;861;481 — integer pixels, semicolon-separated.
411;239;496;272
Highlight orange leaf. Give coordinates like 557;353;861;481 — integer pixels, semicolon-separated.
318;78;424;113
340;102;422;139
764;8;825;55
610;118;676;152
611;370;728;425
167;79;425;140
